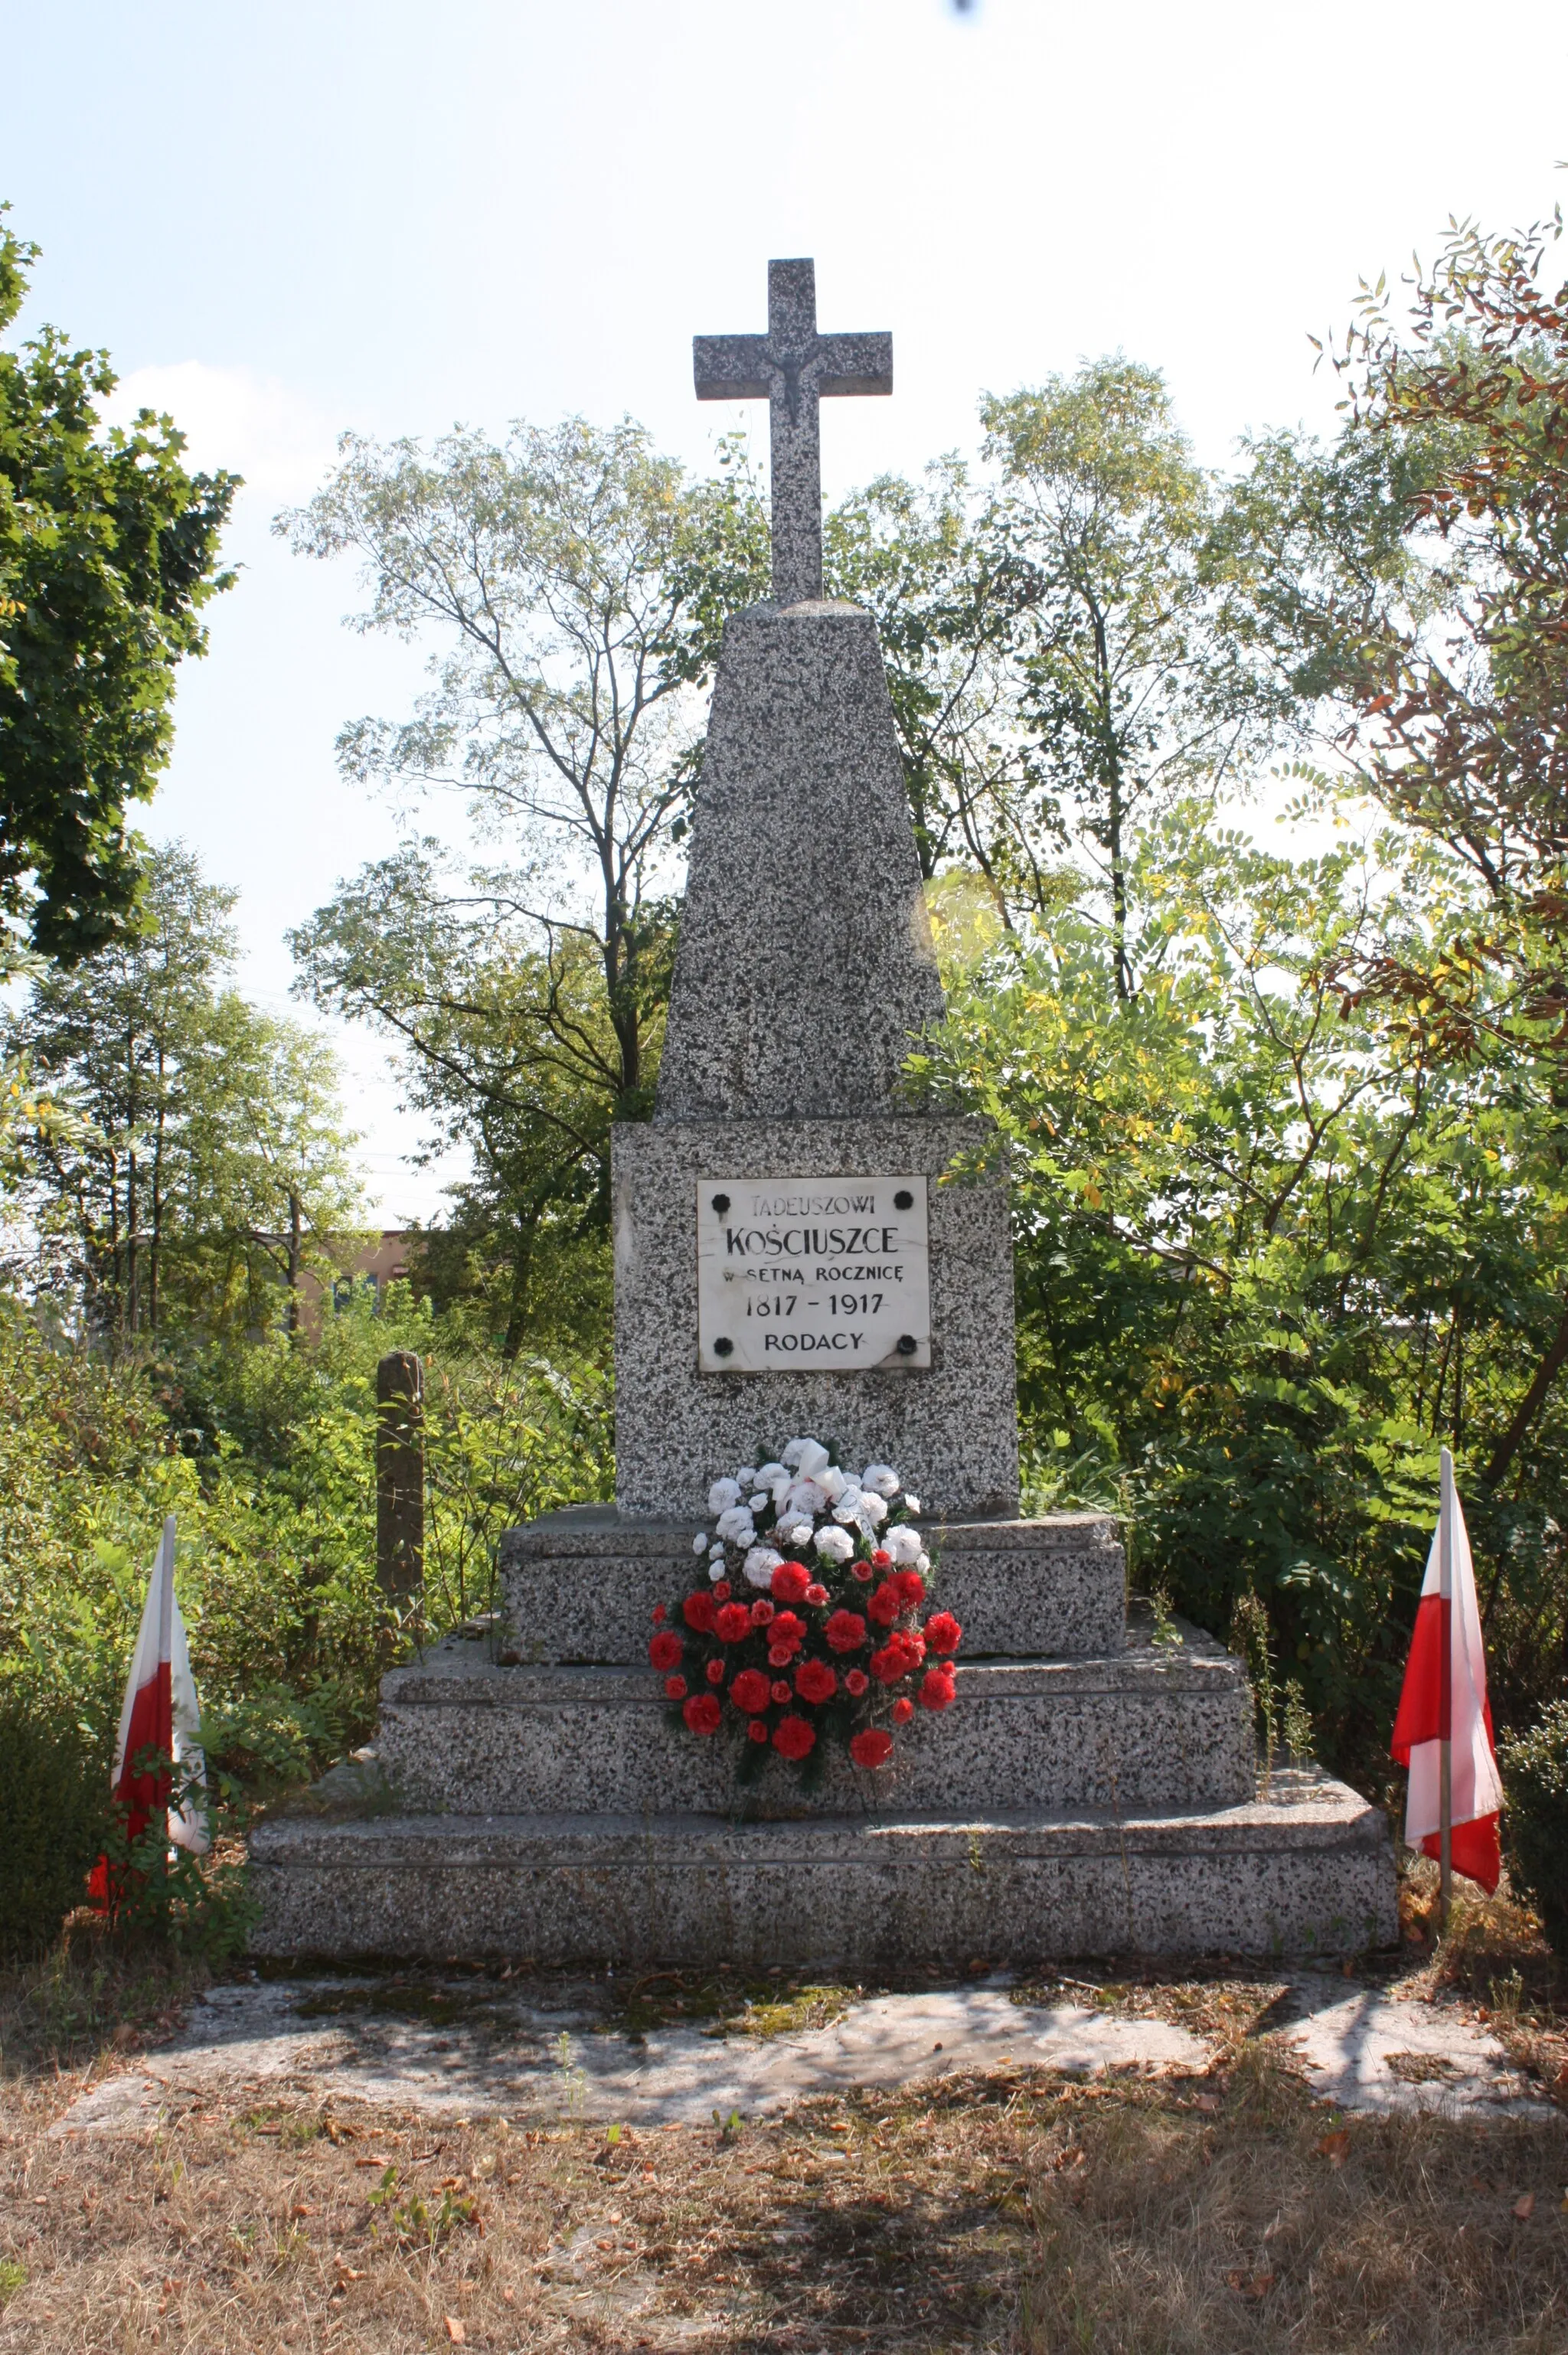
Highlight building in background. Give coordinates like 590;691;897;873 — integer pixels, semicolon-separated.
295;1229;413;1340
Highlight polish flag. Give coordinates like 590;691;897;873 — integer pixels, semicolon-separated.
88;1517;208;1907
1390;1449;1502;1893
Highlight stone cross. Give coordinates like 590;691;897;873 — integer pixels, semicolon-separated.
694;258;892;607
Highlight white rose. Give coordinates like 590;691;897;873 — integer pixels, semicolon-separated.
903;1494;922;1516
709;1560;727;1583
743;1545;784;1590
814;1524;855;1563
855;1493;888;1532
861;1463;900;1498
794;1439;831;1481
818;1465;848;1503
883;1524;922;1564
715;1506;756;1546
756;1461;788;1485
735;1468;758;1488
708;1478;742;1516
748;1491;769;1512
785;1478;828;1518
832;1486;865;1524
916;1551;930;1575
693;1533;709;1554
782;1439;810;1468
776;1516;814;1547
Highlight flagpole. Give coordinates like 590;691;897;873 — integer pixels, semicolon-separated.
1438;1446;1454;1933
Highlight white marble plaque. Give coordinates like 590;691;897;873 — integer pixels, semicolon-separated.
696;1175;931;1373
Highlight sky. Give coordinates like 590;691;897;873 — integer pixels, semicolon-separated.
5;0;1567;1220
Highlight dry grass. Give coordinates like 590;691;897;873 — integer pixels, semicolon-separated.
1396;1862;1568;2102
2;1903;1566;2352
0;2043;1563;2351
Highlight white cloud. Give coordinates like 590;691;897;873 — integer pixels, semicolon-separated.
105;361;337;506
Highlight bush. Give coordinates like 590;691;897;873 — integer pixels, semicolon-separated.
1501;1700;1568;1951
0;1694;109;1960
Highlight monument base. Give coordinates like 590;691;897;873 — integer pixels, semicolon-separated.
248;1779;1395;1968
247;1507;1397;1965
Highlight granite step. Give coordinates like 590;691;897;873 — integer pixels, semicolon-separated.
373;1622;1254;1818
499;1506;1126;1665
247;1773;1396;1967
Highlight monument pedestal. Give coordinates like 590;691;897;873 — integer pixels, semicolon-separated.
249;1509;1396;1963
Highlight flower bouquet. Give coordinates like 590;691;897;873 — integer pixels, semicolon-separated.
648;1437;962;1788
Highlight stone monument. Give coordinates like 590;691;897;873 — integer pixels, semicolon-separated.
251;260;1396;1968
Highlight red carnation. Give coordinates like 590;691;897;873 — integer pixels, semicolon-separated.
892;1695;913;1723
895;1569;926;1609
869;1628;923;1684
683;1691;722;1734
825;1609;867;1654
665;1675;688;1700
771;1560;812;1605
683;1592;717;1634
920;1667;956;1713
750;1599;776;1627
705;1657;726;1684
769;1611;805;1658
652;1603;668;1625
795;1658;838;1705
867;1579;902;1627
851;1726;894;1769
715;1601;753;1643
713;1579;732;1600
770;1679;792;1704
773;1713;816;1761
852;1560;874;1583
730;1667;771;1714
844;1667;870;1697
649;1629;684;1671
747;1718;769;1743
805;1581;829;1607
924;1610;962;1656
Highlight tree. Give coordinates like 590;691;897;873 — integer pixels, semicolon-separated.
915;806;1568;1762
277;416;766;1125
824;461;1031;905
11;845;363;1341
0;211;237;962
982;360;1269;994
1217;211;1568;1494
290;842;620;1356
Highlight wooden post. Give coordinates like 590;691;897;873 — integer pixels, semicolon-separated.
376;1350;425;1612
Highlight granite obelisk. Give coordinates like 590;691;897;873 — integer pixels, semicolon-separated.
613;258;1018;1517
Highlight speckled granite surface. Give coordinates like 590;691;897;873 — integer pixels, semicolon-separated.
373;1625;1253;1818
613;1115;1018;1519
500;1508;1126;1663
247;1775;1396;1966
655;604;944;1125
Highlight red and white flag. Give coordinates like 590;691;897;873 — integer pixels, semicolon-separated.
89;1516;208;1906
1390;1448;1502;1893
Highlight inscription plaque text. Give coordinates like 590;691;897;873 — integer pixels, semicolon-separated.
696;1175;931;1373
